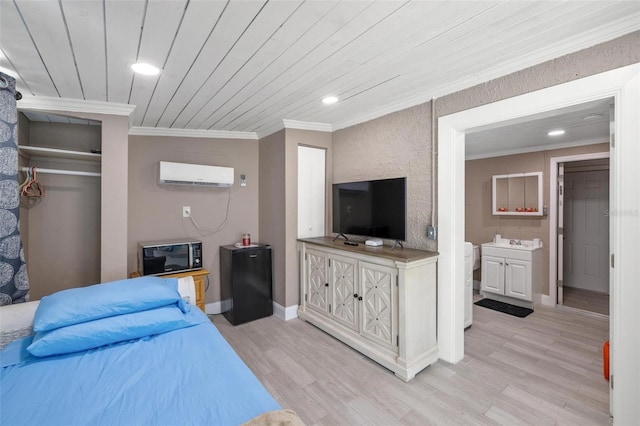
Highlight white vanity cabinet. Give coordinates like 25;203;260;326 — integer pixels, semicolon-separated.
481;243;542;306
464;243;473;329
298;237;438;381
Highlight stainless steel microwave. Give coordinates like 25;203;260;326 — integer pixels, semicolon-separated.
138;240;203;276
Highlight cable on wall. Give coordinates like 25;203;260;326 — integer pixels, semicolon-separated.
182;187;232;237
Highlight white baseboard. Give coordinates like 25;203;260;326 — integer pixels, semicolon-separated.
540;294;554;307
206;299;298;320
205;298;232;315
273;302;298;321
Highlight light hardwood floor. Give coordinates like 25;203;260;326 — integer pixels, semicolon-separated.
211;299;610;425
563;287;610;316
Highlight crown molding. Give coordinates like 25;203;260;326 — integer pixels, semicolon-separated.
282;119;332;132
129;126;259;140
17;95;135;116
332;17;640;131
254;119;332;140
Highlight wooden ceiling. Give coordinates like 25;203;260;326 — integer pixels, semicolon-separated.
1;1;638;137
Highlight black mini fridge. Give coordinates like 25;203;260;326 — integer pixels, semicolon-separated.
220;244;273;325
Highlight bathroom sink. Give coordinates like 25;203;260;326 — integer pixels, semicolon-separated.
483;240;541;251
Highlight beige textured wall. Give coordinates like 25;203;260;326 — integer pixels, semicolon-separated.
259;128;332;308
332;103;434;251
332;31;638;253
435;31;640;118
259;130;286;306
19;119;102;299
128;135;259;305
99;115;130;282
465;143;610;295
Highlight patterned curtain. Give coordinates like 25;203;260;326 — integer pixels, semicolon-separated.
0;72;29;304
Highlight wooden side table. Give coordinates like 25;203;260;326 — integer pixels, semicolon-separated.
130;269;208;312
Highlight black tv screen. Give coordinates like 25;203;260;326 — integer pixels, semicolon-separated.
332;177;407;241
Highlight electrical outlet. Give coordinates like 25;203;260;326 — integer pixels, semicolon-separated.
427;226;437;240
182;206;191;218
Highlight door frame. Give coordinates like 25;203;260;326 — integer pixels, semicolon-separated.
548;152;609;307
437;63;640;423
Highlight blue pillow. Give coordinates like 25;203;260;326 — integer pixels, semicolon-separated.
33;276;185;332
27;305;196;357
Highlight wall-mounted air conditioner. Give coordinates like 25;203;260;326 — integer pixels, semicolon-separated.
159;161;234;187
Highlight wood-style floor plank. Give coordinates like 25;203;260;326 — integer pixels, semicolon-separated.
563;287;609;316
210;298;611;425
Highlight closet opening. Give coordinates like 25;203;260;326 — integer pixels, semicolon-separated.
17;111;102;300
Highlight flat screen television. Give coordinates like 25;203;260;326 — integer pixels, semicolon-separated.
332;177;407;241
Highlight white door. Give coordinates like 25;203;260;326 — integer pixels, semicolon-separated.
563;170;610;294
298;146;326;238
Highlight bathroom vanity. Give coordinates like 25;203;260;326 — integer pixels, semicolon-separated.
480;240;543;307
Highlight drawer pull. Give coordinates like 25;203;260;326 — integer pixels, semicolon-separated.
250;254;258;258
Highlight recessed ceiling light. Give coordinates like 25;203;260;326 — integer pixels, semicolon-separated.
131;62;160;76
322;96;338;105
547;129;565;137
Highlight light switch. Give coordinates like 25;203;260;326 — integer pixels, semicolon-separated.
240;174;247;187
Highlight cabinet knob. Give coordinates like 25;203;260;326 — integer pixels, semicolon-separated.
358;296;363;301
325;283;329;287
353;293;358;298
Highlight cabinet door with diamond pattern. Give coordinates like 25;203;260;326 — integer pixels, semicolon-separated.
330;256;358;332
306;249;329;314
360;261;397;350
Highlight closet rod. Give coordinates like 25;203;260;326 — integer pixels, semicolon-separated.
20;167;101;177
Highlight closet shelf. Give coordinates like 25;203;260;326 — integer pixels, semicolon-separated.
19;146;101;162
20;167;100;177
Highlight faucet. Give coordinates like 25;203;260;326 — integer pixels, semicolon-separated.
509;239;522;245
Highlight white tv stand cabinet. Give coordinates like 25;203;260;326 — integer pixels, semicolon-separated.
298;237;439;381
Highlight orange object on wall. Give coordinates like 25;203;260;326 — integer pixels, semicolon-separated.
603;340;610;380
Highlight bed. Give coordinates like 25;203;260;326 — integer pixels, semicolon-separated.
0;276;300;425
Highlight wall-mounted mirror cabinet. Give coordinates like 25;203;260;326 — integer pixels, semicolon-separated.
492;172;543;216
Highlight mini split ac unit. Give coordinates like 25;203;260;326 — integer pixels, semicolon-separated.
159;161;234;187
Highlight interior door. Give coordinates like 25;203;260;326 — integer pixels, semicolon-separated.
557;163;564;305
563;170;610;293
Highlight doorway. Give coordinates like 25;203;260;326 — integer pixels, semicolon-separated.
437;64;640;422
556;157;610;316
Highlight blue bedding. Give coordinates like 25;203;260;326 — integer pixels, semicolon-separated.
0;308;280;425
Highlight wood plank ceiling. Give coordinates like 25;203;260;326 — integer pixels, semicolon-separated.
1;0;638;137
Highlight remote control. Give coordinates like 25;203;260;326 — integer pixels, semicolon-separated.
343;241;358;246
